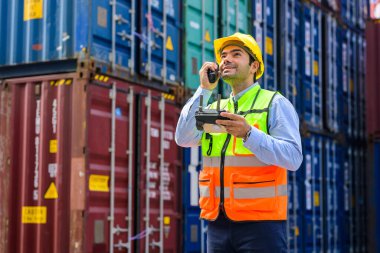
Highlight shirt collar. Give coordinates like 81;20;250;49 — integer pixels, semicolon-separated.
230;82;259;102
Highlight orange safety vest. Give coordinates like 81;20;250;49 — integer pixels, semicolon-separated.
199;85;288;221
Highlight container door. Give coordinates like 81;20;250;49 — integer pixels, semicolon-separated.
280;0;302;115
302;4;323;131
136;91;182;253
303;134;324;252
184;0;219;91
86;80;136;253
3;76;73;253
252;0;277;90
91;0;136;74
139;0;181;84
182;147;207;253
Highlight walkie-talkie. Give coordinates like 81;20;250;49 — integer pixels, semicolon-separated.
207;64;219;83
195;94;230;132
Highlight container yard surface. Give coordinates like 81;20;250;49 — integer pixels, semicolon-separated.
1;0;380;253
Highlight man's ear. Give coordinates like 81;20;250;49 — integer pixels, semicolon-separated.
251;61;260;73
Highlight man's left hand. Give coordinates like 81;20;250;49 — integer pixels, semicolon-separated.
215;112;251;138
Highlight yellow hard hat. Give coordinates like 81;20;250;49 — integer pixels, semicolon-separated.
214;32;265;80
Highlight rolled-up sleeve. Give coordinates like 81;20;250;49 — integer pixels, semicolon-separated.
243;95;303;171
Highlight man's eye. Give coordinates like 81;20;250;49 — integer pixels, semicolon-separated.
234;53;240;56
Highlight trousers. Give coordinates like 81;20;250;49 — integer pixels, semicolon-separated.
207;213;287;253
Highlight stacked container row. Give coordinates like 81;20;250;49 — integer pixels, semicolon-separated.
0;0;181;85
0;71;183;253
181;0;369;253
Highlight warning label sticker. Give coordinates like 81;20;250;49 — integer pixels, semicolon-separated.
44;182;58;199
49;139;57;153
89;175;109;192
24;0;44;21
22;206;47;224
166;36;174;51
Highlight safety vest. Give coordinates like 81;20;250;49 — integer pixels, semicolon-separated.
199;85;288;221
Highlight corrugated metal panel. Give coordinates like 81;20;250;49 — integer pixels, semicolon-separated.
220;0;250;98
139;0;181;84
365;21;380;139
325;15;341;133
324;138;344;252
302;4;323;130
302;134;324;252
341;0;368;29
0;72;183;253
1;76;74;253
136;91;182;253
183;0;219;90
182;147;207;253
280;0;303;115
0;0;182;84
0;82;12;253
252;0;278;91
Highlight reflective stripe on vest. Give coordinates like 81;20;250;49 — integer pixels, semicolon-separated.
199;184;288;199
203;156;270;167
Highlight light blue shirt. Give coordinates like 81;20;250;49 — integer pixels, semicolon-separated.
175;83;303;171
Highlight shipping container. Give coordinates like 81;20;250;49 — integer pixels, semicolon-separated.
302;3;324;131
252;0;278;91
182;147;207;253
183;0;219;90
280;0;303;115
367;140;380;253
365;21;380;139
302;134;324;252
0;71;182;253
219;0;251;98
324;138;345;252
324;14;342;134
0;0;182;84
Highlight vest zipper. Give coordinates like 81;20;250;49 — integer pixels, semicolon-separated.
219;99;238;214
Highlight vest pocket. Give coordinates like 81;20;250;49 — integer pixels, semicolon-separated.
198;171;215;211
230;173;276;211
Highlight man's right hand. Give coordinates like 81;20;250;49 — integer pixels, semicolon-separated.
199;62;220;90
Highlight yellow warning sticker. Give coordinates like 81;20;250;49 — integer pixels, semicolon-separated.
49;140;57;153
22;206;47;224
24;0;43;21
204;30;211;42
164;216;171;225
89;175;109;192
44;182;58;199
313;61;319;76
314;191;320;207
295;226;299;236
292;84;297;96
166;36;174;51
265;37;273;56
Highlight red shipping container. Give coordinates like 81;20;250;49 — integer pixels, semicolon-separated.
0;71;182;253
365;21;380;139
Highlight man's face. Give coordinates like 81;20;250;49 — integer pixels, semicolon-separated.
220;45;252;83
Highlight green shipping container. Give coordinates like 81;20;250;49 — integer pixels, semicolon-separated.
184;0;219;90
183;0;250;93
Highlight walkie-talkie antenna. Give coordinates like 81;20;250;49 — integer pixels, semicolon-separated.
199;95;203;112
216;94;221;111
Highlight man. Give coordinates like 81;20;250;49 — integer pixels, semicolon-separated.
175;33;302;253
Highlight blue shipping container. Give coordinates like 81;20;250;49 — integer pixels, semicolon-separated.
302;134;324;252
280;0;303;116
302;4;323;130
182;147;207;253
252;0;278;91
0;0;181;84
